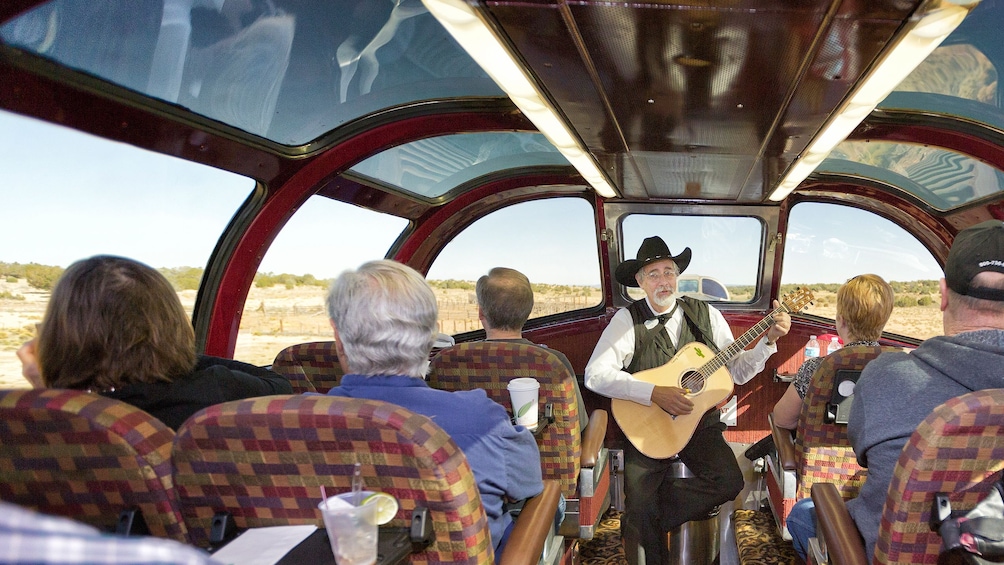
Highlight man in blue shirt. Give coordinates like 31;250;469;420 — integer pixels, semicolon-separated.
322;259;544;556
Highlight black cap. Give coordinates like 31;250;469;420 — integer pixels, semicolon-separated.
945;220;1004;301
614;236;692;288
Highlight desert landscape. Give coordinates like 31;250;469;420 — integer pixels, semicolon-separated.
0;278;941;389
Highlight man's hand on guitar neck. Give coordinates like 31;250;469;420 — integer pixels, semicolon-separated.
765;299;792;345
652;386;694;417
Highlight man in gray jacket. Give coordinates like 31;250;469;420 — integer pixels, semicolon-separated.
787;219;1004;561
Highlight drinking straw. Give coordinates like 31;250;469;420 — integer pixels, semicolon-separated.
320;485;328;509
352;461;363;506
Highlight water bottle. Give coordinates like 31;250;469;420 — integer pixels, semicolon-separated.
830;336;842;353
804;335;820;358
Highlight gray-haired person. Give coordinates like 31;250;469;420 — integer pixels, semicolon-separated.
322;260;543;558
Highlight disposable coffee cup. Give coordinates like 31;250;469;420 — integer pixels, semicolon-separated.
507;377;540;428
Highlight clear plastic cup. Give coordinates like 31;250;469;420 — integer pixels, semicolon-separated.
318;493;378;565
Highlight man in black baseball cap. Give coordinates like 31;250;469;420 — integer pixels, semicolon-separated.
787;219;1004;562
584;235;791;563
944;220;1004;302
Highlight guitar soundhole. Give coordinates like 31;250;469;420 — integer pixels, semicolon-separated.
681;371;705;394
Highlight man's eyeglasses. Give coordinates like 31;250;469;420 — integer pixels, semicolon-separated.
642;269;678;282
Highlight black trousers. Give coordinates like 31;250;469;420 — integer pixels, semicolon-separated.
622;411;743;565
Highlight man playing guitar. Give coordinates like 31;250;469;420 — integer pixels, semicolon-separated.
585;236;791;564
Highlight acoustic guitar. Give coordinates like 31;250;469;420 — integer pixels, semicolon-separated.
612;288;814;459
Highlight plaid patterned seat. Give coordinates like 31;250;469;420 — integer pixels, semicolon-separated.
172;394;496;563
795;346;894;501
875;389;1004;563
813;389;1004;564
429;341;611;540
0;389;188;543
270;341;343;393
764;346;892;541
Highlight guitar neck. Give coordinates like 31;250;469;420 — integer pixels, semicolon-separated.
701;306;786;375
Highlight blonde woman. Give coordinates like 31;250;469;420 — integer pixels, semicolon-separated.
771;274;894;430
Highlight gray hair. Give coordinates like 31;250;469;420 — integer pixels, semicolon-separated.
476;267;533;332
326;260;438;378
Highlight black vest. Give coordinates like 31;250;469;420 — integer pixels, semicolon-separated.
626;296;722;429
625;296;717;374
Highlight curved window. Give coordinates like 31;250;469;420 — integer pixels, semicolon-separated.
883;6;1002;132
781;202;942;340
234;196;408;366
350;132;567;199
0;110;253;388
1;1;501;143
823;141;1004;211
427;198;601;335
621;214;762;303
896;43;997;105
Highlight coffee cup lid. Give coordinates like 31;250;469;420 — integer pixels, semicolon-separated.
507;377;539;391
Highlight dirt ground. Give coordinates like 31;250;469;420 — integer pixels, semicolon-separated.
0;280;940;389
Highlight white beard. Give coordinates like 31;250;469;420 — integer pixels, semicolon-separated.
652;290;678;310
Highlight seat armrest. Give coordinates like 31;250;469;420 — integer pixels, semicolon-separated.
500;480;562;565
811;482;867;565
769;413;797;471
580;409;608;468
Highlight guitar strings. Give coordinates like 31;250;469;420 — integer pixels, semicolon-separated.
677;291;809;391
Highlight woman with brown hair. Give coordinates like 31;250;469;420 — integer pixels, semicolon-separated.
17;255;290;430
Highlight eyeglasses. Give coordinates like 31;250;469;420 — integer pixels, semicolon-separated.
642;269;678;282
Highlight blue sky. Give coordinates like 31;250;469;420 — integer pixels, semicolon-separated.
0;110;943;285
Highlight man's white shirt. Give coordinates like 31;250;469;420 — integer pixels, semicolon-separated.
584;297;776;405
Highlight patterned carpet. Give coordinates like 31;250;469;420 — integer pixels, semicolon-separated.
579;508;627;564
733;509;798;565
580;508;799;565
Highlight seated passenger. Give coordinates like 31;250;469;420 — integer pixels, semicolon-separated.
786;221;1004;561
322;260;544;557
16;255;291;431
0;500;215;565
476;266;589;430
771;274;894;430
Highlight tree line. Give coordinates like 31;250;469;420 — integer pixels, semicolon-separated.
1;261;940;298
0;262;341;293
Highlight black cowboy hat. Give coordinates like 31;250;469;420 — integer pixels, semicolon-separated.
615;236;692;288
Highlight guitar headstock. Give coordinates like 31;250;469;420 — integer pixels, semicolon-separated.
780;287;814;314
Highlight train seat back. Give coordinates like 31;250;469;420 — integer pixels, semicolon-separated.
172;394;558;563
0;388;187;543
767;345;891;537
271;335;454;394
812;388;1004;564
428;341;611;540
270;341;343;393
796;346;894;499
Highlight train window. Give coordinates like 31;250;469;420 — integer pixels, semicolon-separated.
234;196;408;366
426;198;601;335
622;214;763;303
781;202;943;340
0;111;253;388
821;141;1004;211
349;132;566;199
1;2;500;144
886;40;1002;131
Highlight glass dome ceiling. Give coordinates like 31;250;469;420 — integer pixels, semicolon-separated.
0;0;505;144
349;132;569;199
